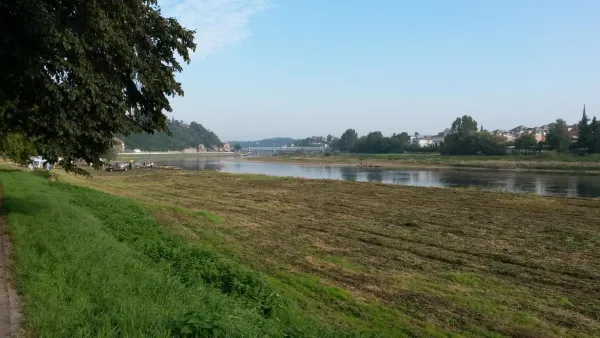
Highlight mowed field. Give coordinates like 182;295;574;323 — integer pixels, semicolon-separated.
62;169;600;337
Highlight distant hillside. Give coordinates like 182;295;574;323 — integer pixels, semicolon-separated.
229;137;297;147
120;119;222;151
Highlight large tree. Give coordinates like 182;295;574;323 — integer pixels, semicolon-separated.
0;0;196;171
442;116;505;155
546;119;571;153
590;116;600;153
577;105;591;149
338;129;358;152
451;115;478;135
514;133;537;151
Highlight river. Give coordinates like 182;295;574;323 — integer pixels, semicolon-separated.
162;159;600;198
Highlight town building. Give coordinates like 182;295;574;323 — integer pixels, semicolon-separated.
431;135;445;146
183;144;207;153
491;130;515;141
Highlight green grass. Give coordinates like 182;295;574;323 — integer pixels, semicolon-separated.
0;168;367;337
57;169;600;337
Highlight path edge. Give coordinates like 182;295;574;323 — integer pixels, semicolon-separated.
0;186;23;337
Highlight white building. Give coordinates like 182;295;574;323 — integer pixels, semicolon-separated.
431;135;445;146
418;139;434;147
491;130;515;141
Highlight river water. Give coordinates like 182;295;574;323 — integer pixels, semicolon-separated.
164;159;600;198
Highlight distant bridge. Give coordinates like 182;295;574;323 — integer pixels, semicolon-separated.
244;146;327;153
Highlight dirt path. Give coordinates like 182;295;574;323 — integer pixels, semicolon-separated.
0;189;22;337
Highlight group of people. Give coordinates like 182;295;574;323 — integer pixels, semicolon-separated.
139;161;160;169
142;161;153;169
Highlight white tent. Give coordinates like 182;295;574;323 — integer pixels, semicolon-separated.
29;156;46;169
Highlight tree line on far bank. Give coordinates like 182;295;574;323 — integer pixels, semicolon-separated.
328;107;600;156
330;130;437;154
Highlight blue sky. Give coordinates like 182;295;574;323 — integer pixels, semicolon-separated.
159;0;600;141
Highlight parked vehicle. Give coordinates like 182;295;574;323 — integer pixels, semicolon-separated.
106;162;129;172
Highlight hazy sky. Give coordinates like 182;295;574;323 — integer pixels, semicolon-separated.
159;0;600;141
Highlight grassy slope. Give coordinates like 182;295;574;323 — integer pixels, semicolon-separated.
248;153;600;172
0;168;361;337
60;169;600;337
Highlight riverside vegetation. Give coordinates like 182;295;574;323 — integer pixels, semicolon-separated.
3;166;596;337
251;152;600;173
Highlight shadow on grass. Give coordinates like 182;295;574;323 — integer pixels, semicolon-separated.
0;167;21;173
1;196;47;216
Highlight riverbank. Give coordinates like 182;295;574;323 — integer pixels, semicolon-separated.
50;168;600;337
246;153;600;173
0;167;350;337
117;152;239;162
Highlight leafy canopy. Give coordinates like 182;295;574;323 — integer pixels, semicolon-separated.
338;129;358;152
0;0;196;170
546;119;571;153
451;115;478;135
0;133;37;165
577;105;591;148
514;133;537;150
442;115;506;155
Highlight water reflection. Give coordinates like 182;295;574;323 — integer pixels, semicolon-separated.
165;159;600;198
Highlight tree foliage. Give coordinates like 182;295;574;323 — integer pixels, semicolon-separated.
101;144;120;161
590;117;600;153
330;130;416;154
352;132;389;153
451;115;478;135
572;107;600;153
338;129;358;152
0;132;37;165
577;105;591;148
546;119;571;153
442;132;506;155
120;119;222;151
0;0;196;171
441;116;506;155
514;133;537;150
233;143;242;152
